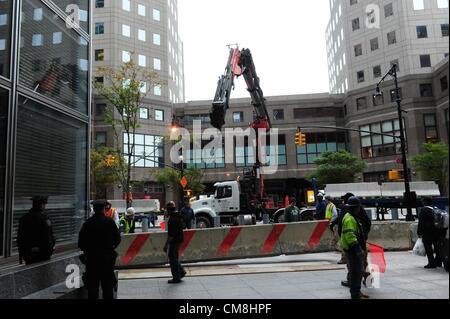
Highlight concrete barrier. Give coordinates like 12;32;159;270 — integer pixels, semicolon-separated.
116;220;417;268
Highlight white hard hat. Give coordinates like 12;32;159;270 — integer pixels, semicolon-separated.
126;207;135;215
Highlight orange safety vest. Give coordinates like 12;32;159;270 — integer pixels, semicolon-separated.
105;208;116;219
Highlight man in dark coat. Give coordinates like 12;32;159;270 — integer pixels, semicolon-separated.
163;201;186;283
418;197;444;268
78;200;121;299
180;201;195;229
17;196;55;265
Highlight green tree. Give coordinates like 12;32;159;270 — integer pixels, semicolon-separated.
151;167;206;201
94;54;164;207
308;150;367;185
412;142;449;195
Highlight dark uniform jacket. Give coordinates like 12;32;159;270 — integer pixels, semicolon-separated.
17;208;56;264
418;206;442;238
168;212;184;244
78;214;121;266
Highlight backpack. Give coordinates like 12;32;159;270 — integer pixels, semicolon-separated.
428;206;449;230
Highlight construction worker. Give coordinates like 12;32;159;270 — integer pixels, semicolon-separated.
119;207;136;235
340;196;368;299
325;195;338;221
314;193;327;220
78;200;121;299
284;198;301;222
105;201;119;227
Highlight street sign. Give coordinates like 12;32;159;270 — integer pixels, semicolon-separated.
180;176;188;188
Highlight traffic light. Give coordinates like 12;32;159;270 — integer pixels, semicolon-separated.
295;132;307;146
388;169;402;181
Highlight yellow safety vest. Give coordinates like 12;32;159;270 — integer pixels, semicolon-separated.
325;202;336;220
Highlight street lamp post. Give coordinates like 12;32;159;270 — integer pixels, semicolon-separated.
375;64;415;221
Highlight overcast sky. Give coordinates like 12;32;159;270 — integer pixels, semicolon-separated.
178;0;331;102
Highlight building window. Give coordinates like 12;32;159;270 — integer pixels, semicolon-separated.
419;83;433;97
138;54;146;67
138;29;146;42
384;3;393;17
370;38;379;51
440;76;449;92
154;85;162;96
153;9;161;21
122;51;131;63
33;8;43;21
372;92;384;106
387;31;396;45
413;0;424;10
52;32;62;44
139;108;149;119
273;109;284;120
122;0;131;11
373;65;382;78
122;24;131;37
187;139;225;169
31;34;43;46
153;33;161;45
138;4;146;16
95;76;104;85
95;0;105;8
420;54;431;67
360;119;405;159
416;25;428;38
352;18;360;31
155;109;164;121
95;22;104;35
140;81;147;94
441;24;449;37
357;70;365;83
233;112;244;123
350;0;358;5
297;132;346;165
124;133;164;168
390;88;403;102
153;58;161;70
95;104;107;117
95;49;104;61
354;44;362;56
95;132;107;147
438;0;449;8
356;97;367;110
424;114;438;143
390;60;400;72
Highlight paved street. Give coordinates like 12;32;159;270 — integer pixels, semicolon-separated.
118;251;449;299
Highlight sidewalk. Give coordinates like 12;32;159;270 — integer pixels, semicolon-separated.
117;251;449;299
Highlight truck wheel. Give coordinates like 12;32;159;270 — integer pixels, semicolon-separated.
196;216;212;228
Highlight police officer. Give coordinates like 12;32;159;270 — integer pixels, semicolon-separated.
163;201;186;284
78;200;121;299
314;193;327;220
17;196;55;265
340;196;368;299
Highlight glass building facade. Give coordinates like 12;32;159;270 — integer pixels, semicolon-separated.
0;0;90;258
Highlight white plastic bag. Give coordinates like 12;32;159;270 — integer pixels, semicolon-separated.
413;238;426;257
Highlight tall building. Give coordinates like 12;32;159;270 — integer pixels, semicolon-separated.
92;0;185;203
326;0;449;94
0;0;90;265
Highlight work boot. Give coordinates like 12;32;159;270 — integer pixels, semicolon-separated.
180;270;187;279
360;292;370;299
341;280;350;287
424;264;437;269
168;279;182;284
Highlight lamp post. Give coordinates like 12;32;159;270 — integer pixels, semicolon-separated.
375;64;415;221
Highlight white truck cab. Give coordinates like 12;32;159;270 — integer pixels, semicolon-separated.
191;181;244;228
